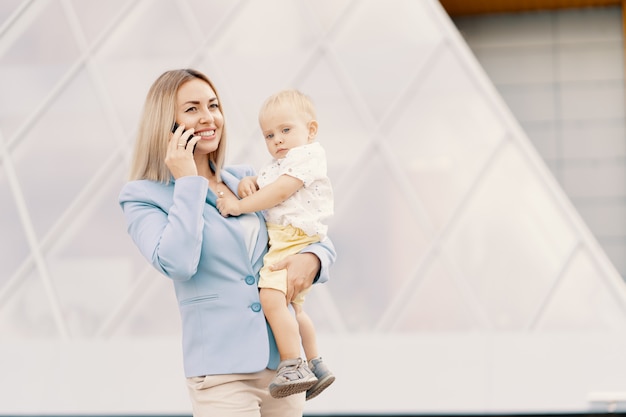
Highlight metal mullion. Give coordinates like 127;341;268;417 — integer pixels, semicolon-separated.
290;3;458;332
0;0;141;158
0;0;37;48
0;151;126;311
292;2;449;333
429;0;626;313
184;0;259;152
0;0;144;310
0;133;69;338
376;137;509;332
525;242;581;331
285;21;504;331
226;0;367;155
432;0;626;290
59;0;136;156
94;263;157;338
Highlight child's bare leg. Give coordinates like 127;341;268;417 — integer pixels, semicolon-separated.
293;303;318;361
292;303;335;400
260;288;301;360
262;288;317;398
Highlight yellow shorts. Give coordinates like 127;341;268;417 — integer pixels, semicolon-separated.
258;223;320;306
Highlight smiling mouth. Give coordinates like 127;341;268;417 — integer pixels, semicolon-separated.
197;130;216;137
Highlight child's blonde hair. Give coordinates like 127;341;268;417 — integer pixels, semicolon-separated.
258;89;317;123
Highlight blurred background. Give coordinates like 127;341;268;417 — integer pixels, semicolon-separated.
2;0;626;416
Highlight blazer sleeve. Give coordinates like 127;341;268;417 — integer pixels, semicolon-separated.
301;237;336;285
119;176;208;281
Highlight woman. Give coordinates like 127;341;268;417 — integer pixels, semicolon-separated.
118;69;336;416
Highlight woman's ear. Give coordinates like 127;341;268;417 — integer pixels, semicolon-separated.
308;120;319;141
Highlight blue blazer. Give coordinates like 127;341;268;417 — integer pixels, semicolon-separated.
119;165;336;378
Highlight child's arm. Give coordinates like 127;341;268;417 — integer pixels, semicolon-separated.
238;176;258;198
217;174;303;217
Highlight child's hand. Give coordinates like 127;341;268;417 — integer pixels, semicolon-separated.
216;196;242;217
238;176;258;198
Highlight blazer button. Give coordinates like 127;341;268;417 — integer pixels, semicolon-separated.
251;302;262;312
245;275;256;285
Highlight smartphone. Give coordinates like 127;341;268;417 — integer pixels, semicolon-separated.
172;122;197;151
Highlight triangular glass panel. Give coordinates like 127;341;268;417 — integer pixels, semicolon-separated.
329;152;430;331
443;142;579;330
209;1;319;118
45;255;135;338
300;284;344;334
106;270;182;338
0;0;80;138
332;0;445;117
389;44;507;231
298;57;374;182
0;269;60;339
390;256;489;332
303;0;354;34
11;69;118;239
69;0;129;45
534;247;626;331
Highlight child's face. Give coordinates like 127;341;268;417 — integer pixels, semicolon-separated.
259;103;317;159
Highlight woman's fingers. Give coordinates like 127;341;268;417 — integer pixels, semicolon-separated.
170;124;196;152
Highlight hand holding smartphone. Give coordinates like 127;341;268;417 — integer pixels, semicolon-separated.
172;122;197;152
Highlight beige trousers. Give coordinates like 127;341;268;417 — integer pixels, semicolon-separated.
186;368;305;416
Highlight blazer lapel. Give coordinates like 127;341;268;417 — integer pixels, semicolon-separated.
251;213;268;266
219;170;269;267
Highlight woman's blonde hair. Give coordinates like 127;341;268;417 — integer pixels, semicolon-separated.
128;69;227;183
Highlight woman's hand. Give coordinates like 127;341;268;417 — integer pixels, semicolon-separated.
270;252;320;304
165;124;201;179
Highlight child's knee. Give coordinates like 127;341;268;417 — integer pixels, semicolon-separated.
292;303;303;314
260;288;287;311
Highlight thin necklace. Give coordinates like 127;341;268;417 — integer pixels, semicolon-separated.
207;168;226;197
211;178;225;197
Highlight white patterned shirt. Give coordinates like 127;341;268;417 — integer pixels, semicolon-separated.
256;142;333;239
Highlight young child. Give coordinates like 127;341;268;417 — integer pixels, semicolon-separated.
216;89;334;400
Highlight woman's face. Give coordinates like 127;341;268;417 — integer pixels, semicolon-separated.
175;78;224;155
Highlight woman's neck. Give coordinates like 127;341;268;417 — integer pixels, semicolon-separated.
195;155;216;181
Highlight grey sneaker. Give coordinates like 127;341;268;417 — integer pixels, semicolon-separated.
306;357;335;401
269;358;317;398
